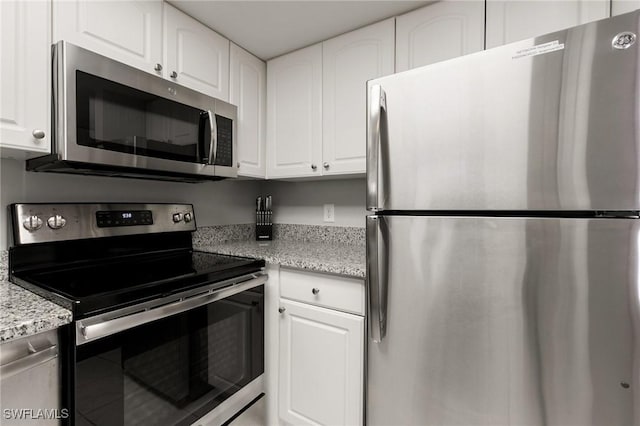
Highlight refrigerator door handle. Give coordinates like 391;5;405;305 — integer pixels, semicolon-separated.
367;84;386;211
367;215;387;343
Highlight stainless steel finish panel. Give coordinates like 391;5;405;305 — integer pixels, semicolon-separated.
367;11;640;211
0;330;58;377
0;345;57;379
12;203;196;245
0;330;60;426
76;272;267;344
54;41;237;179
367;215;640;425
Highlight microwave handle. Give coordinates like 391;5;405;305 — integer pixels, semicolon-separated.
207;110;217;166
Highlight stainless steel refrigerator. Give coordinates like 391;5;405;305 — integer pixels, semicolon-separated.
366;10;640;426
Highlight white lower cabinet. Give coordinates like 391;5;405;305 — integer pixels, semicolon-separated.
278;299;364;426
277;268;365;426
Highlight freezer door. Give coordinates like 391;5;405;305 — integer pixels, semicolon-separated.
366;10;640;211
366;215;640;426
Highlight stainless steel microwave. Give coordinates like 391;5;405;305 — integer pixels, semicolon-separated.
27;41;237;182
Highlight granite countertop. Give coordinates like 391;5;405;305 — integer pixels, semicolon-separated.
0;281;73;343
196;239;366;278
193;224;366;278
0;224;365;343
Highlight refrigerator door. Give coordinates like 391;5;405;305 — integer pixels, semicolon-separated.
367;10;640;212
366;215;640;426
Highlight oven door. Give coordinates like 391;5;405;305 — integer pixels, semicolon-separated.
51;41;237;179
71;276;264;425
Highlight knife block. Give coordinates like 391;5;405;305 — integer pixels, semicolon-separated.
256;210;272;241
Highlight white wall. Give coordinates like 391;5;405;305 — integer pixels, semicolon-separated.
0;158;261;249
263;178;367;227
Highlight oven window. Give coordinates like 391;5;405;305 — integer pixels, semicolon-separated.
74;286;263;425
75;71;211;164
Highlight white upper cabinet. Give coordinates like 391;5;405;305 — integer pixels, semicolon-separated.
164;4;230;101
267;44;323;179
612;0;640;15
395;1;485;72
53;0;163;76
322;18;395;176
486;0;610;48
0;0;51;156
231;43;267;178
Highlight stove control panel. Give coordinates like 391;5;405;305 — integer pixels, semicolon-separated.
47;214;67;230
22;215;43;232
11;203;196;245
97;210;153;228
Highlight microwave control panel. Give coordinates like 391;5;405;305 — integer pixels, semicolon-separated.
215;115;233;167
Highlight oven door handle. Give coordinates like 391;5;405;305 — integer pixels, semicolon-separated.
76;273;267;345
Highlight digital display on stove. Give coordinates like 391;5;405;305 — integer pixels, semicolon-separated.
96;210;153;227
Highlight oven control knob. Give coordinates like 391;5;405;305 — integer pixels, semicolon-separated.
23;215;43;232
183;213;192;223
172;213;183;223
47;214;67;230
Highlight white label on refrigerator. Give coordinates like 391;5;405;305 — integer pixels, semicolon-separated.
512;40;565;59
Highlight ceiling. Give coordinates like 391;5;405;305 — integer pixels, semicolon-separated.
168;1;432;60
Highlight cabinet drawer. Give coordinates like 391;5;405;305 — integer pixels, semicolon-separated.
280;268;364;315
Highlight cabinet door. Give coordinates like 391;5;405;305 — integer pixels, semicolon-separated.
486;0;610;49
322;18;394;176
0;0;50;155
279;299;364;426
53;0;162;76
231;43;266;178
612;0;640;15
395;1;485;72
267;44;323;179
164;4;230;101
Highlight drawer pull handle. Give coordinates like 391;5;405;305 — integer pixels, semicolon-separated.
312;288;320;295
278;307;286;313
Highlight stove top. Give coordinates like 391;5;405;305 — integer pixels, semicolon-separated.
9;203;265;318
12;250;264;318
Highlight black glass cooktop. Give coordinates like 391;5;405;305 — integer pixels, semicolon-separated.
12;250;264;318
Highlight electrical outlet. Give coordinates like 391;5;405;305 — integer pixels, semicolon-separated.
323;204;335;223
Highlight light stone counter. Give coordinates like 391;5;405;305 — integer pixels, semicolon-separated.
0;251;72;343
196;239;365;278
0;224;365;343
193;224;366;278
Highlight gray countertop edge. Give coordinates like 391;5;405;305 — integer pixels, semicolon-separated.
0;281;73;343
